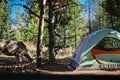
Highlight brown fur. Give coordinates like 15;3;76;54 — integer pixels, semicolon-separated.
0;39;35;65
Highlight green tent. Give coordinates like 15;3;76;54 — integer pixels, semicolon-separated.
68;29;120;70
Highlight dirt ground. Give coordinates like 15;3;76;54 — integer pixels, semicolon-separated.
0;57;120;80
0;57;120;76
35;58;120;75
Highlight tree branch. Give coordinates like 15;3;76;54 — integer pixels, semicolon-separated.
53;2;81;12
23;5;40;17
10;4;48;23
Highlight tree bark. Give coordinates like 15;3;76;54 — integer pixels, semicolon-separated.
48;0;56;62
109;14;114;29
88;0;91;33
36;0;46;68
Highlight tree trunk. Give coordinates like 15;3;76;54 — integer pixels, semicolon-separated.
63;26;66;46
36;0;46;68
109;15;114;29
48;0;56;62
88;0;91;33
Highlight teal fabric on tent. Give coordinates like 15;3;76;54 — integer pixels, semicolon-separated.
68;29;120;70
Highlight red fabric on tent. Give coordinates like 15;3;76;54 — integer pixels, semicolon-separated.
92;48;120;55
91;48;120;64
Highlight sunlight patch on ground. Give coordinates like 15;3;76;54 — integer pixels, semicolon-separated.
56;47;74;59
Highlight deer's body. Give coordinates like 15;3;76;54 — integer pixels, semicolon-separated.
0;39;35;64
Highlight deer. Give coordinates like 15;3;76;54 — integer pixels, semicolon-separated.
0;39;36;67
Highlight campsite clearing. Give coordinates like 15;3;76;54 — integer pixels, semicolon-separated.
69;29;120;70
0;56;120;75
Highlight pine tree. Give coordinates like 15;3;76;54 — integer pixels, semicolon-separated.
0;0;10;39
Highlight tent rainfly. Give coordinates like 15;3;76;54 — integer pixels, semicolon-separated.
67;29;120;70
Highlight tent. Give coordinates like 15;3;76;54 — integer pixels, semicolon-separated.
68;29;120;70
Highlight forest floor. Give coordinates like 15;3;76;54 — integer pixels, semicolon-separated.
0;43;120;78
0;56;120;76
35;58;120;75
0;55;120;80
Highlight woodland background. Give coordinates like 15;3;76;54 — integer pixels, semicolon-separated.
0;0;120;68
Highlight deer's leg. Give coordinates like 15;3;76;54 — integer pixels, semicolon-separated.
24;53;33;63
15;54;22;67
23;50;35;63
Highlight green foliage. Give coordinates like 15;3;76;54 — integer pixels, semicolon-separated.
86;0;110;31
101;0;120;31
0;1;10;39
86;0;120;32
54;0;84;47
102;0;120;19
23;19;38;43
0;0;85;59
95;37;120;50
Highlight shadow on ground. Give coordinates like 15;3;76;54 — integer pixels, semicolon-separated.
39;58;71;72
